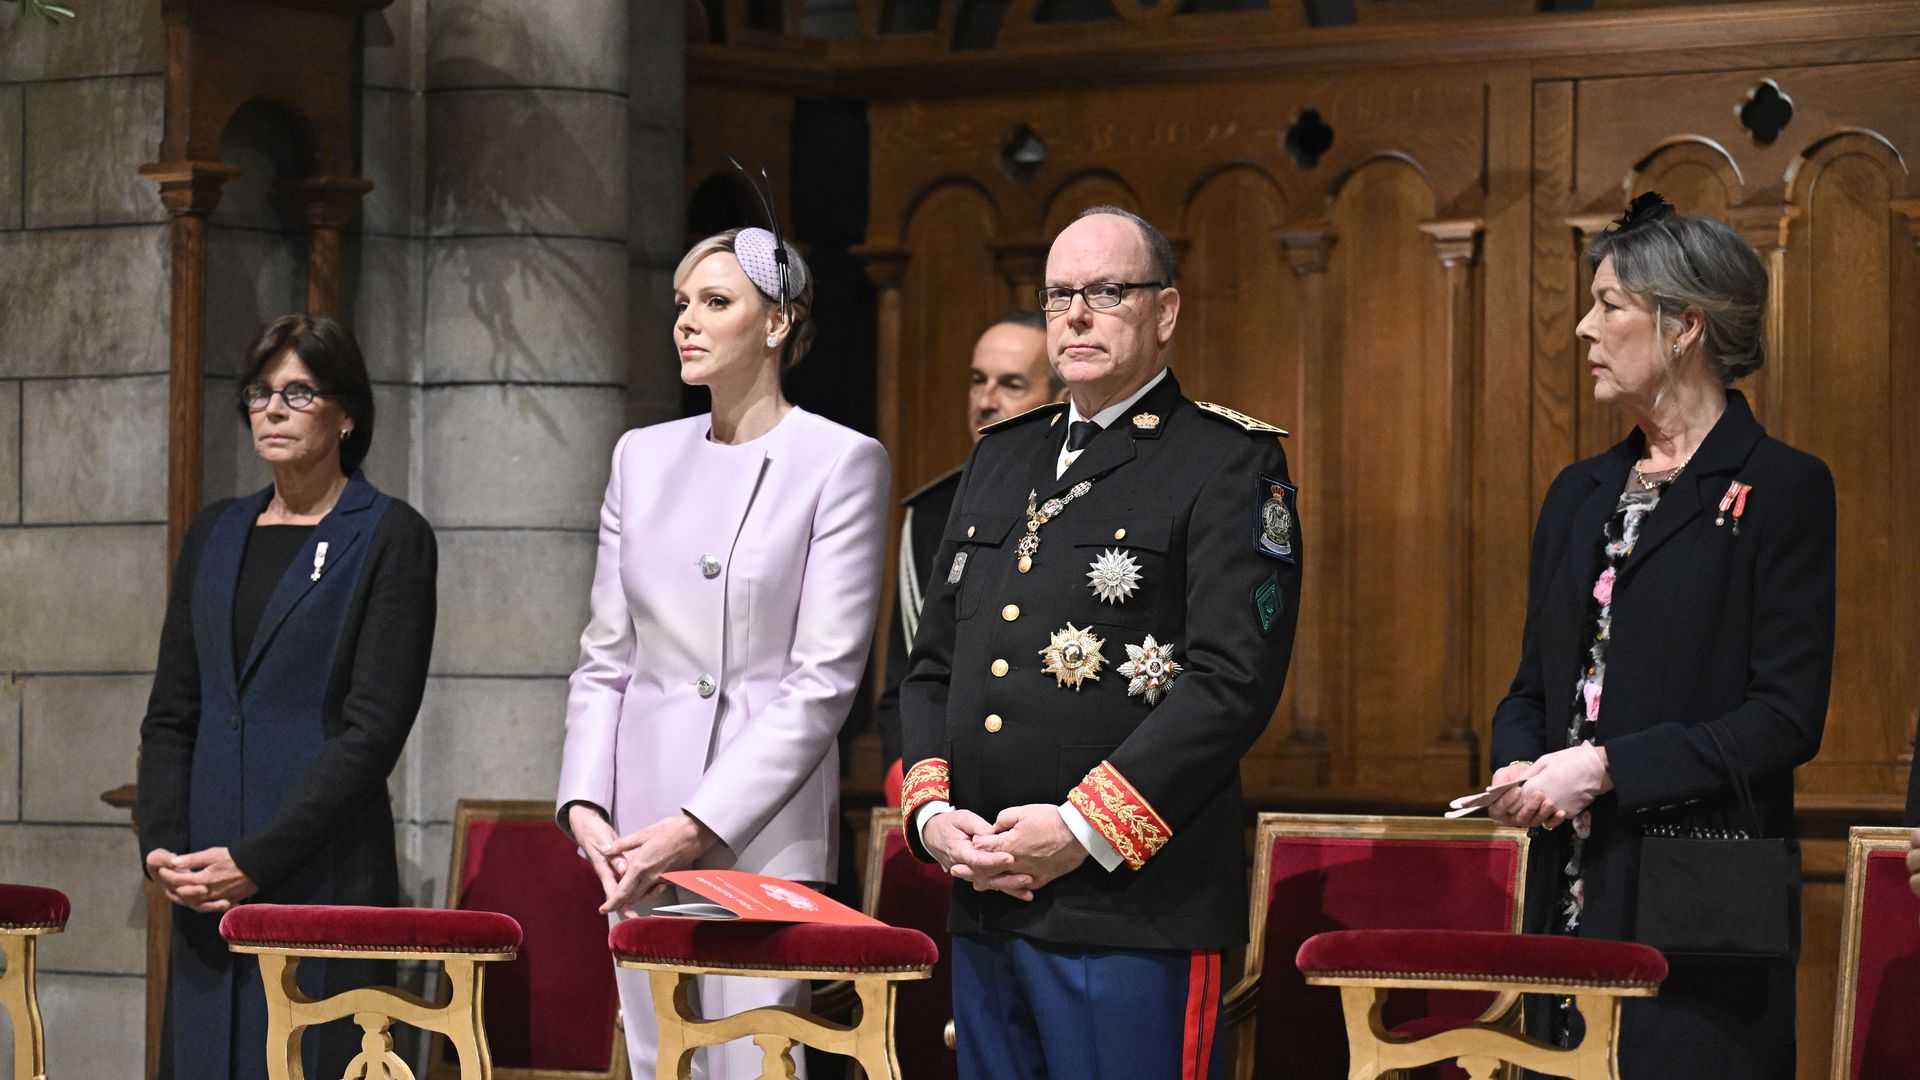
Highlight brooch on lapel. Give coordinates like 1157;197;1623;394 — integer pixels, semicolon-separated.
310;541;330;582
1715;481;1753;535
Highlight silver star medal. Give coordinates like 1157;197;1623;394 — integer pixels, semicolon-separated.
1086;548;1143;604
1119;635;1183;704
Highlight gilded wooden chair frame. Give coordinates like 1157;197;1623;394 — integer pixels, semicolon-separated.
1;922;62;1080
1827;824;1916;1079
429;799;629;1080
1227;812;1532;1080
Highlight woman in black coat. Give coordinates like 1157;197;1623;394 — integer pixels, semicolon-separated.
1487;195;1835;1078
137;315;436;1080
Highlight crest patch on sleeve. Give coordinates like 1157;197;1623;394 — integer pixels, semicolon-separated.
1257;474;1298;564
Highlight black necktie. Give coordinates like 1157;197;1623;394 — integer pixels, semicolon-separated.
1067;420;1101;453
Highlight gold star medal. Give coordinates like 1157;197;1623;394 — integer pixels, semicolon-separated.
1119;635;1183;705
1086;548;1143;604
1039;623;1107;691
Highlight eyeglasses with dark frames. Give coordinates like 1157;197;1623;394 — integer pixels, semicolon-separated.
1035;281;1166;313
239;381;328;412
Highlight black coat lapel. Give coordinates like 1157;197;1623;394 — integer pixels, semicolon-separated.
1039;370;1182;500
239;474;378;685
201;487;276;701
1622;391;1766;578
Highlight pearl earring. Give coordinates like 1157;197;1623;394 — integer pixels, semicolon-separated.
766;334;779;349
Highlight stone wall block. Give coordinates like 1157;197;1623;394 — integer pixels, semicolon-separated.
427;0;627;92
422;236;626;384
23;76;165;228
421;385;622;529
22;975;146;1078
21;375;167;524
629;3;684;119
0;674;19;818
400;677;565;826
202;374;268;504
0;824;145;972
21;675;146;824
363;0;426;92
0;0;163;82
0;526;164;671
341;235;424;385
0;382;19;522
203;226;305;375
430;530;593;677
0;85;21;229
361;383;419;504
360;88;426;238
627;264;683;424
428;90;628;241
0;226;168;378
627;121;684;266
397;821;452;908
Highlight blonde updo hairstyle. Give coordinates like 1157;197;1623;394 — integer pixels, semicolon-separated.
674;227;817;369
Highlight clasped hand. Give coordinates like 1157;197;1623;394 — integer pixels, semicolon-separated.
924;805;1089;902
146;847;257;914
569;804;718;918
1487;741;1613;830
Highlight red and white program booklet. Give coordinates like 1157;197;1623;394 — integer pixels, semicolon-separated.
652;870;881;926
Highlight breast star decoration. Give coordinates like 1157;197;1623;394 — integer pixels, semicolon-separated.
1119;635;1183;705
1039;623;1107;691
1086;547;1144;604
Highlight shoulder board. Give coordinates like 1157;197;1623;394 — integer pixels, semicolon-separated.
900;466;963;507
979;401;1068;436
1195;401;1289;437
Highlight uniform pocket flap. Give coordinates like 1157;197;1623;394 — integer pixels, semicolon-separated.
943;513;1020;546
1062;512;1173;552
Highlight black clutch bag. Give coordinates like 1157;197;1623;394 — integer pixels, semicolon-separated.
1632;721;1797;961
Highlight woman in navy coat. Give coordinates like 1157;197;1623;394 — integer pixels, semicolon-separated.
138;315;436;1080
1487;196;1834;1078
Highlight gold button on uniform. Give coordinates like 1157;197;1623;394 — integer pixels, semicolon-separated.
1002;604;1020;622
967;525;976;537
1114;528;1127;541
991;659;1009;677
984;714;1003;733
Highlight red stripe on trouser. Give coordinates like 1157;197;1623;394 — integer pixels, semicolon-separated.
1183;949;1222;1080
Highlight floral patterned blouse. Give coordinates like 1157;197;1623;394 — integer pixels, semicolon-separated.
1555;484;1663;936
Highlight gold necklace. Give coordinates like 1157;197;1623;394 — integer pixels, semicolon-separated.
1633;446;1698;491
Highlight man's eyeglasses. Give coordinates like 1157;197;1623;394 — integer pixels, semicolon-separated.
1035;281;1166;313
239;381;328;412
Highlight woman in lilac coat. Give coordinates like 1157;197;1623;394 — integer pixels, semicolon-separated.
557;226;890;1079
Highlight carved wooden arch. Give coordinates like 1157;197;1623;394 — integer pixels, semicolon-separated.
130;6;391;1079
1040;168;1143;233
1623;134;1747;207
1177;160;1286;238
1785;126;1912;205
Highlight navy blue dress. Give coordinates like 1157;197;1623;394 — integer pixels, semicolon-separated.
139;473;436;1080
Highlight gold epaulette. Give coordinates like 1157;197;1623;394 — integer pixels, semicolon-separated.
1195;401;1289;437
979;401;1067;436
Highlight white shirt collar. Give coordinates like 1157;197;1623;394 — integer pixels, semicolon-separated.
1066;366;1170;431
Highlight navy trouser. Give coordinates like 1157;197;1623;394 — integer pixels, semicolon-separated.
951;931;1226;1080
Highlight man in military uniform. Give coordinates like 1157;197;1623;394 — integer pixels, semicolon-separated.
876;311;1060;788
899;206;1301;1079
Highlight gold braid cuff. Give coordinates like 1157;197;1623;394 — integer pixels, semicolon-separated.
901;758;951;822
1068;760;1171;871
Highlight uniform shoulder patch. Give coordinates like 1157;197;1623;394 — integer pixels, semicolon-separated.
1196;401;1289;437
1253;569;1285;633
1257;474;1298;564
979;401;1067;436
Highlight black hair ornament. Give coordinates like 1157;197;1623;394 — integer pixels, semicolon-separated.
727;155;793;330
1607;190;1676;235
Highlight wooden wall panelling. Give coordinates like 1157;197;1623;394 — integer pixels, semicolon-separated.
1782;131;1913;800
898;182;1008;490
1892;201;1920;779
1328;157;1457;793
1529;80;1581;517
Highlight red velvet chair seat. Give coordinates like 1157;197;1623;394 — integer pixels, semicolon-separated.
0;883;70;930
1297;929;1668;989
219;904;522;954
610;916;937;973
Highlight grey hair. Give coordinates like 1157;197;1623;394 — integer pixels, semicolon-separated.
1074;204;1176;285
1586;211;1767;385
989;309;1062;394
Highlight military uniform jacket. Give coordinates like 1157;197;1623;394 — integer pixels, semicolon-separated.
899;370;1301;951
